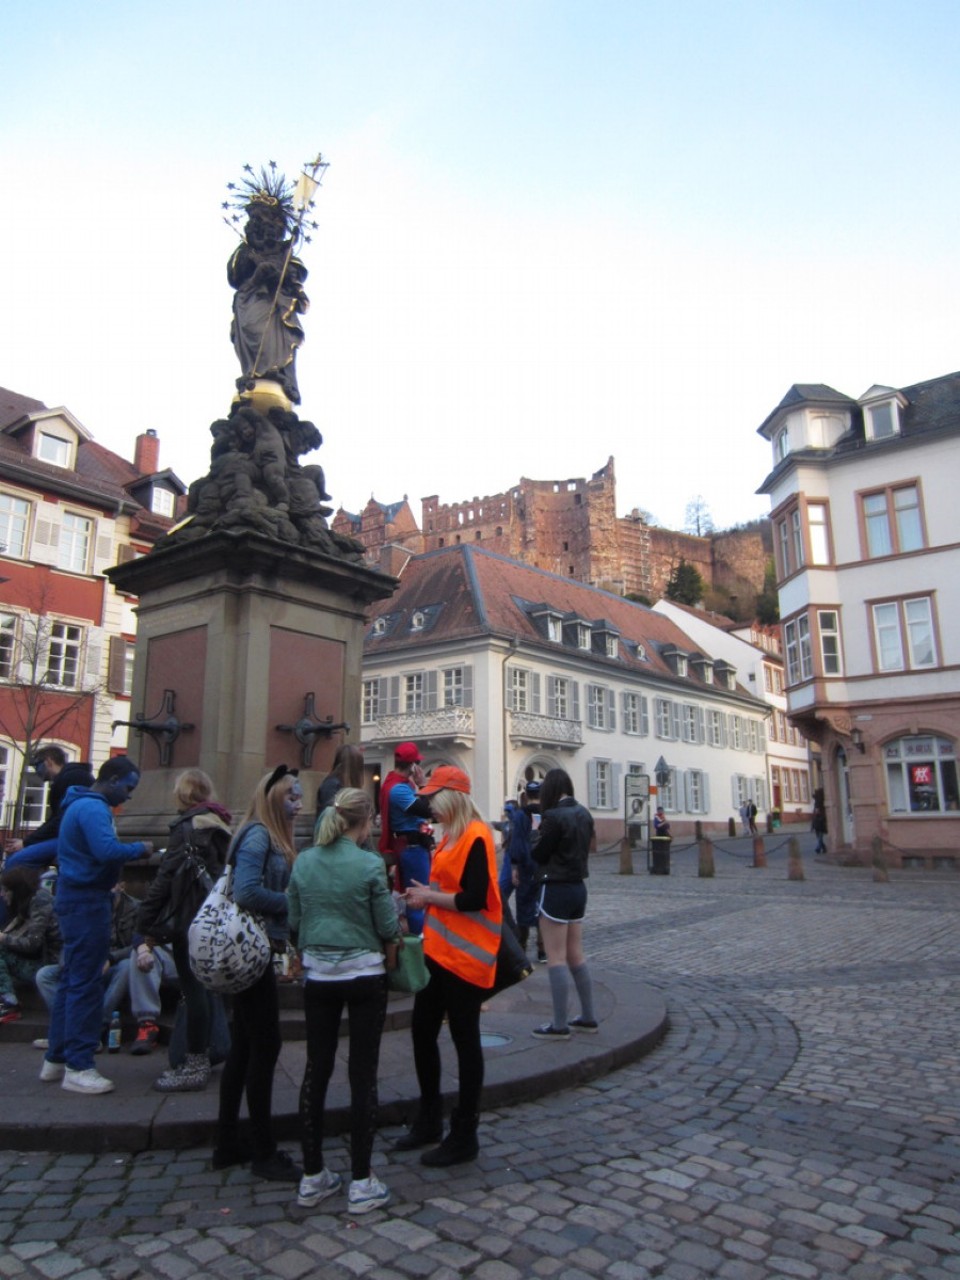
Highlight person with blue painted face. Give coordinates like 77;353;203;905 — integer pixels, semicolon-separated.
41;756;152;1095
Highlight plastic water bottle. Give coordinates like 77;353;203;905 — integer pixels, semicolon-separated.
107;1011;122;1054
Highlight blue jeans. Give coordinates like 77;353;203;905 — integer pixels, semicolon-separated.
398;842;431;936
37;961;129;1029
5;838;58;871
47;895;113;1071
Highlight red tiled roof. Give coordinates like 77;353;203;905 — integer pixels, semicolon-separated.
76;440;141;487
365;545;755;697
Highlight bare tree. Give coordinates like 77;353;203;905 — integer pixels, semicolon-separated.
683;495;715;538
0;585;100;828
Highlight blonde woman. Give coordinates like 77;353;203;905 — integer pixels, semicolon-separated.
137;769;232;1091
398;765;501;1167
214;765;303;1182
288;788;401;1214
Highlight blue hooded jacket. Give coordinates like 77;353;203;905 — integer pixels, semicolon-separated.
56;785;149;901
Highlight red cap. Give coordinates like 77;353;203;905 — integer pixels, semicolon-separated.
419;765;471;796
395;741;422;764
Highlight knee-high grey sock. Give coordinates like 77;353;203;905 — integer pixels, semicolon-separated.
548;965;570;1029
570;962;595;1022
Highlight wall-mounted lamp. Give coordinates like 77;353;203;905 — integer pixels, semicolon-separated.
851;728;866;755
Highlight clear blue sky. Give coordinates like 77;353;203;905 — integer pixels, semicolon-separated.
3;0;957;531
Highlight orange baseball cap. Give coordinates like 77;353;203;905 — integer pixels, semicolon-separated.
419;765;471;796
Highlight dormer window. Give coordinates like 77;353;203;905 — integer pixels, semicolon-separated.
576;624;591;650
676;655;688;677
372;617;387;636
604;634;618;659
547;615;562;642
410;611;425;631
774;427;789;463
37;431;72;468
151;487;175;518
860;386;905;442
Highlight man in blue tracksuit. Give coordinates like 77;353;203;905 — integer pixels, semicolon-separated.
41;756;153;1095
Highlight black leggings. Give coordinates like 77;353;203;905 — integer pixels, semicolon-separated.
411;957;486;1116
217;964;281;1160
299;975;388;1180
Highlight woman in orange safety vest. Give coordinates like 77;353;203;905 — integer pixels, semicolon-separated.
394;764;501;1167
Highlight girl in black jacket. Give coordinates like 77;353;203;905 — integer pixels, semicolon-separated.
531;769;598;1040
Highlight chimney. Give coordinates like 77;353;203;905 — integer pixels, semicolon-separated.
134;429;160;475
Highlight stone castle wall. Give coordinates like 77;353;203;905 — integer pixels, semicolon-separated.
337;459;767;604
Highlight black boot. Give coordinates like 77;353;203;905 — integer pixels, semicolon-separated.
394;1099;444;1151
420;1108;479;1167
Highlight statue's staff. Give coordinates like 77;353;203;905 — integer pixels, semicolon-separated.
249;154;328;387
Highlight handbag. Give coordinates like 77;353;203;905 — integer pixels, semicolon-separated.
490;902;534;997
187;863;271;994
387;935;430;994
149;844;214;941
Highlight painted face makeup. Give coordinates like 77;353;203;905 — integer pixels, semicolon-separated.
283;784;303;820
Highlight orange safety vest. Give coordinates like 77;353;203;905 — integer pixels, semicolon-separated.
423;819;501;989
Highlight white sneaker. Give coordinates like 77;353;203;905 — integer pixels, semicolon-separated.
33;1038;49;1050
62;1067;115;1094
347;1174;390;1215
297;1167;343;1207
39;1058;65;1082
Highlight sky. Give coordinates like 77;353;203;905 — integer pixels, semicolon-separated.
2;0;958;534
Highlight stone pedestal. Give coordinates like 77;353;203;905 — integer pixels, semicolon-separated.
107;530;396;837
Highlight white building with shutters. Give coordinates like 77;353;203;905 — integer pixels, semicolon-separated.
0;386;184;830
360;544;771;844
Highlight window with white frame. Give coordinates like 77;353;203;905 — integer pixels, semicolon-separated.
546;615;562;642
731;774;749;808
604;633;618;658
784;615;812;684
362;679;379;724
57;513;92;574
866;400;898;440
0;744;8;818
622;692;649;736
655;697;677;740
752;777;768;811
659;767;679;812
586;683;615;731
0;613;16;679
872;597;937;672
885;735;959;814
708;709;726;747
46;622;82;687
818;610;842;675
729;715;743;750
404;672;423;712
151;487;176;517
862;484;924;558
775;427;789;462
508;667;529;712
685;768;708;814
748;720;760;753
547;675;569;720
587;758;620;810
442;666;464;707
682;704;699;743
0;494;31;559
38;432;71;468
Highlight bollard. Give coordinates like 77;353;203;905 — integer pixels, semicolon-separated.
752;835;766;869
787;835;805;881
619;836;634;875
871;835;889;883
727;816;736;838
698;836;715;878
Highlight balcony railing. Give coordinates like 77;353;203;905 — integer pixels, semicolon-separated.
508;711;583;747
370;707;476;742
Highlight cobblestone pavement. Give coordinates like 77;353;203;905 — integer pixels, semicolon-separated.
3;836;960;1279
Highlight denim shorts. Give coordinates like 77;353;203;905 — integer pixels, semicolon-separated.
537;880;587;923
